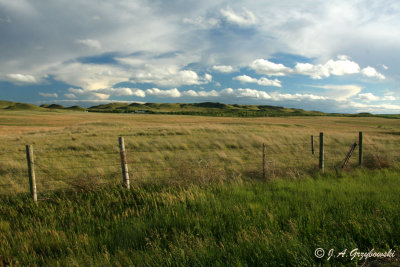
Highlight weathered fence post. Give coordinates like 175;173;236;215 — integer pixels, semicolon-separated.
342;143;358;169
26;145;37;202
262;143;266;180
119;137;130;189
319;132;324;171
359;131;363;166
311;135;314;155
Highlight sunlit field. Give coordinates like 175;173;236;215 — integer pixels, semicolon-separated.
0;110;399;194
1;110;400;266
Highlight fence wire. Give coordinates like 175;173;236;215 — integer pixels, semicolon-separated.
0;134;399;197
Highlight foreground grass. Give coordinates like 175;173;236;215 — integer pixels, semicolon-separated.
1;168;400;266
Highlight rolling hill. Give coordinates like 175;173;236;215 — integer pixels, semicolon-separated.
87;102;326;117
0;100;398;118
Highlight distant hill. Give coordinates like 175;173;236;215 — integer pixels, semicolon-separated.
67;105;87;111
1;101;44;111
88;102;326;117
0;100;398;118
47;104;66;109
0;101;85;112
0;100;17;109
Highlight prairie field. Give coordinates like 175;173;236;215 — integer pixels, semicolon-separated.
0;110;399;194
0;110;400;266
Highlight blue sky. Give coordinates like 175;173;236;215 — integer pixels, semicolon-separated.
0;0;399;113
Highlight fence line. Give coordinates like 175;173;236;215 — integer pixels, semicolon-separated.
0;131;399;201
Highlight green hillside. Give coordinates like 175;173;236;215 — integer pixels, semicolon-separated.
67;105;87;111
88;102;327;117
46;104;66;109
0;100;16;109
0;101;87;112
0;100;399;118
2;101;44;111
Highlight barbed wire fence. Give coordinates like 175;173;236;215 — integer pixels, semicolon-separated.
0;131;399;202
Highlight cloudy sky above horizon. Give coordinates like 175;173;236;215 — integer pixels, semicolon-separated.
1;0;399;113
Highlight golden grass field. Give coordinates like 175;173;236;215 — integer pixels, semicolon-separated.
0;110;399;196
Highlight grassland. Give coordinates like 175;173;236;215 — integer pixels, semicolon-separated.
0;109;400;265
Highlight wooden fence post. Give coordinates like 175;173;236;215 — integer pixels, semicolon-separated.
311;135;314;155
319;132;324;172
342;143;358;169
262;143;266;180
26;145;37;202
119;137;130;189
359;132;363;166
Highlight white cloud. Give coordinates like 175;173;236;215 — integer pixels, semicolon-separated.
115;57;146;67
346;101;400;113
378;64;389;70
382;95;396;101
220;7;257;27
337;55;350;61
220;88;271;99
361;66;385;80
68;87;109;100
76;39;102;50
357;92;380;102
144;87;326;102
212;65;235;73
233;75;257;83
64;93;77;99
130;65;211;87
250;55;386;81
324;57;360;75
182;89;219;97
182;7;258;30
182;90;198;97
204;88;325;101
269;92;327;101
294;63;330;79
250;59;292;76
94;87;146;97
255;77;282;87
39;92;58;98
68;88;85;95
50;62;131;90
182;16;220;29
233;75;282;87
312;84;363;101
294;55;360;79
204;73;212;82
146;88;181;98
5;73;38;83
183;89;220;97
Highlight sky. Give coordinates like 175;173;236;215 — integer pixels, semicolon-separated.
0;0;399;113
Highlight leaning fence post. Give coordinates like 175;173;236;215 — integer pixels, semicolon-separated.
342;143;358;169
319;132;324;172
119;137;130;189
262;143;266;180
359;132;363;166
26;145;37;202
311;135;314;155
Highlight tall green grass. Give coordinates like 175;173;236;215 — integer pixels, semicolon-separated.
1;168;400;266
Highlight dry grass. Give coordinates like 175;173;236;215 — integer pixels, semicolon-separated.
0;110;399;194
